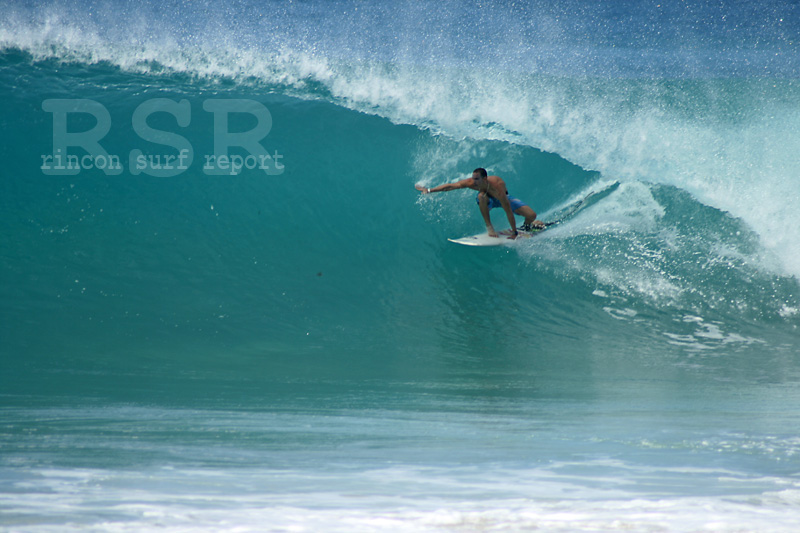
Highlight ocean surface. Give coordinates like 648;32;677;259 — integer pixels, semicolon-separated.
2;1;800;531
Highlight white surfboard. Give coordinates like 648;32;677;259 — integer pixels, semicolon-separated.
448;227;544;247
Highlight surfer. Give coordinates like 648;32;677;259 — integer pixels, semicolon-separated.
416;168;544;239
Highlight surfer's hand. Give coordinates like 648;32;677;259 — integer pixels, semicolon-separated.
415;184;429;194
507;231;518;240
488;229;498;238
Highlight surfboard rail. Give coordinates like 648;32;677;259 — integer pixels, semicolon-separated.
448;227;544;246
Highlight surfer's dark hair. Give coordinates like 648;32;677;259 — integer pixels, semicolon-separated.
473;168;488;178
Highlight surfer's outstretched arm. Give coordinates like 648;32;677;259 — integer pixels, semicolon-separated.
415;178;473;194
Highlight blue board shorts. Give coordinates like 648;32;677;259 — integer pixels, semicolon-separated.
476;193;528;211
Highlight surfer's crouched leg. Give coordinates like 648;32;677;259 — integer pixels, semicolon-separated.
476;192;497;209
476;193;527;211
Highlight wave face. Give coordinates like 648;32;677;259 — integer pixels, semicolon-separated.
2;1;800;531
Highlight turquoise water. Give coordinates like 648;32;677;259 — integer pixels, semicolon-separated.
2;1;800;531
